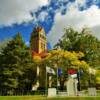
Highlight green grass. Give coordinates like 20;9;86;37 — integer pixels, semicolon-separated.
0;96;100;100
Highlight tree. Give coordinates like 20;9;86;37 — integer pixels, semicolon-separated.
55;27;100;68
55;27;80;51
0;39;11;52
0;33;35;95
43;49;89;90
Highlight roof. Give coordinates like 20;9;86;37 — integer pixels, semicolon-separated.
32;50;48;58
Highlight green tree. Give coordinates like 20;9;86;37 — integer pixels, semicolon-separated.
0;33;36;95
55;27;100;68
0;39;11;52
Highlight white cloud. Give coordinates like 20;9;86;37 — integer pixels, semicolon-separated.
0;0;48;26
38;11;48;22
76;0;86;5
92;25;100;38
47;5;100;46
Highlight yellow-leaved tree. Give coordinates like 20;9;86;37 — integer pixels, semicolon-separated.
42;50;90;89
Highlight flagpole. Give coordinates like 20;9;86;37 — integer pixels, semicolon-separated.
57;67;58;94
45;67;47;96
56;46;60;94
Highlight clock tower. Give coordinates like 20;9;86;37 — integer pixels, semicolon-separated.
30;26;47;54
30;27;47;90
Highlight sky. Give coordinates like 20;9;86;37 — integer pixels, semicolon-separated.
0;0;100;49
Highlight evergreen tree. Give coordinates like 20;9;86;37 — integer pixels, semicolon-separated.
0;33;36;95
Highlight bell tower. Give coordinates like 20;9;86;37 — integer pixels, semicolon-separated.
30;26;47;54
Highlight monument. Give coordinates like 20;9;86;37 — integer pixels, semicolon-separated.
48;88;57;97
66;78;78;96
88;87;97;96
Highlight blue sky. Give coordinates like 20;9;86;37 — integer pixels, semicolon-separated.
0;0;100;49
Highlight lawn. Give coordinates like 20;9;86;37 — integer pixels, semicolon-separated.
0;96;100;100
